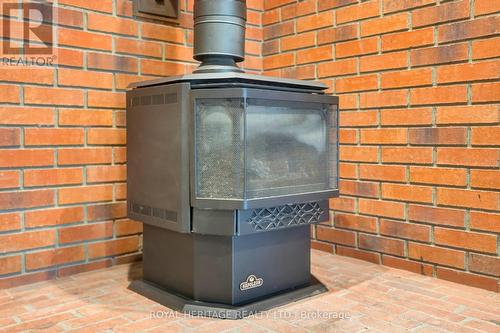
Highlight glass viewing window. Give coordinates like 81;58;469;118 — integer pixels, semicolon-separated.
194;89;338;208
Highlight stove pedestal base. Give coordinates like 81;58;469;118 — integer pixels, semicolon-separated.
129;277;327;319
129;224;327;317
141;224;318;306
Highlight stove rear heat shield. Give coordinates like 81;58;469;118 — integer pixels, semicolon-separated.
127;74;339;318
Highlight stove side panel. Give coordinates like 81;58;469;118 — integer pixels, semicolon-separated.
127;82;191;233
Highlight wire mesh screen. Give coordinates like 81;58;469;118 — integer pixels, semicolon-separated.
245;99;331;198
195;98;244;199
329;104;339;190
194;94;338;201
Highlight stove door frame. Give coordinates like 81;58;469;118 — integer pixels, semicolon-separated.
190;87;339;211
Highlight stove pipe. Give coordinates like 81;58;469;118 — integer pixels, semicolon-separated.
193;0;247;73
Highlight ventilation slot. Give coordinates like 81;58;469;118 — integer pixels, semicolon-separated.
152;94;164;104
131;202;177;222
165;93;177;104
131;96;141;107
130;93;178;108
140;95;152;105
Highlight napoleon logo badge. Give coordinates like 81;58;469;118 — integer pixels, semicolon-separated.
240;274;264;291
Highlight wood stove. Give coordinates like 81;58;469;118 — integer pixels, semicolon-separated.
127;0;339;319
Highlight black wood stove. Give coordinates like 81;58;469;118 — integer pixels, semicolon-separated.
127;0;339;319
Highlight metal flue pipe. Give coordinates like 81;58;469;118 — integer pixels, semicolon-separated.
193;0;247;73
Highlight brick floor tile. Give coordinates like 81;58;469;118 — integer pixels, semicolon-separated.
250;318;310;332
16;300;88;322
147;321;189;332
67;317;131;333
464;319;500;333
445;296;500;317
225;322;273;332
459;308;500;323
0;317;16;328
0;313;75;333
62;310;123;329
113;317;174;333
191;319;247;332
0;251;499;332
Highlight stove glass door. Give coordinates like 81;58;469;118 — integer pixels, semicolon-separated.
245;99;332;199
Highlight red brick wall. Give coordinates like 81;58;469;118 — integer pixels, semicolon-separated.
0;0;263;288
262;0;500;292
1;0;499;293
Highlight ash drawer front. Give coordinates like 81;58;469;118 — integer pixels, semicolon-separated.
127;82;191;233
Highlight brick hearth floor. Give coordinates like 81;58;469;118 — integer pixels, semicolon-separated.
0;250;499;332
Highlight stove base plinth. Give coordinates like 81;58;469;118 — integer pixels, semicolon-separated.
129;277;327;320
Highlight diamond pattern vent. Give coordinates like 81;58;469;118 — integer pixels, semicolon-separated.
247;202;324;231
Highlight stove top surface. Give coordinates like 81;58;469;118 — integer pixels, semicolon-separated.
128;72;327;92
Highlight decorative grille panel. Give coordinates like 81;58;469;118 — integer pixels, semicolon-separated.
247;202;324;231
